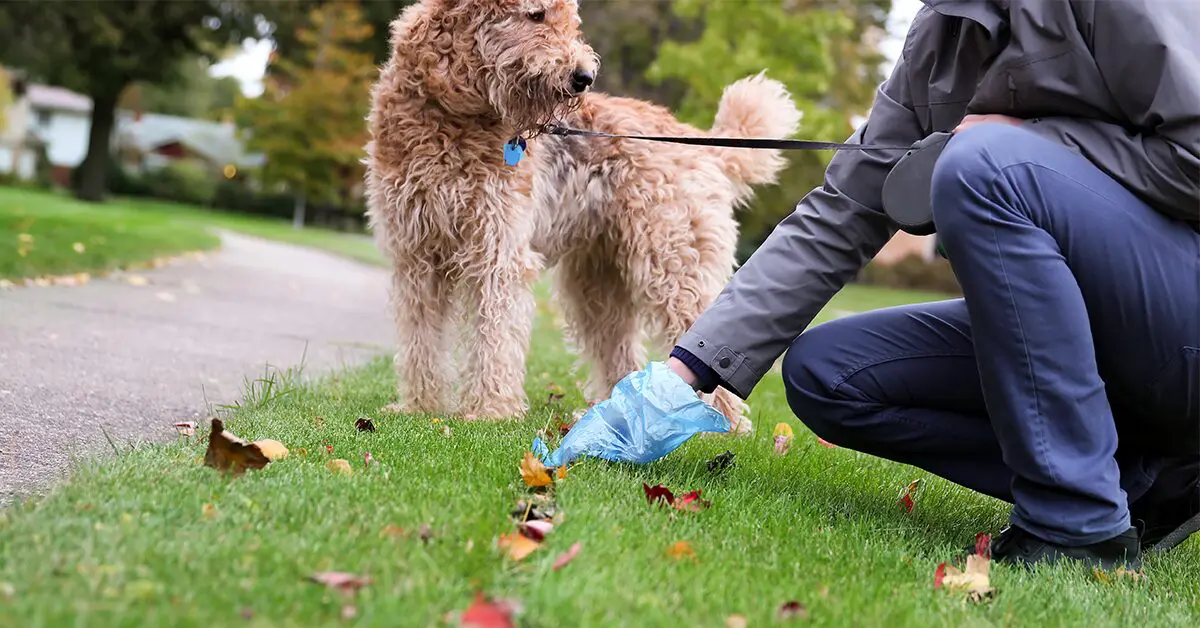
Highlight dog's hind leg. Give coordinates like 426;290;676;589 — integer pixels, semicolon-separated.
384;262;456;416
459;247;541;420
553;246;645;405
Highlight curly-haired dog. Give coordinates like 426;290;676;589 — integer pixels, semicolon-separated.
364;0;801;431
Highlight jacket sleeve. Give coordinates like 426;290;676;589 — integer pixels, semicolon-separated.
1022;0;1200;224
672;51;927;399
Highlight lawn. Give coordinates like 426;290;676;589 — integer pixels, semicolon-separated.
0;186;386;282
1;281;1196;628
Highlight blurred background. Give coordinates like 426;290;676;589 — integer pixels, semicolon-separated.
0;0;954;292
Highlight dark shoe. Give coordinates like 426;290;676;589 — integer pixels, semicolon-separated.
1130;456;1200;552
968;524;1142;571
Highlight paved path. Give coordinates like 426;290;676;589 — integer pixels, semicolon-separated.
0;231;396;505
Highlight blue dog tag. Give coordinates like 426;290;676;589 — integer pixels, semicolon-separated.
503;137;527;166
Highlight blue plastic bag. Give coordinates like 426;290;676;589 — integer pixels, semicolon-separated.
531;361;731;467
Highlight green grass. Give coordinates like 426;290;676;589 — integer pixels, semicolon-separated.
2;280;1198;626
0;187;221;280
0;186;386;281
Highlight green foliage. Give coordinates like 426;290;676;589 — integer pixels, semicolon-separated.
143;161;220;207
235;0;375;208
646;0;893;261
121;56;244;121
857;255;963;295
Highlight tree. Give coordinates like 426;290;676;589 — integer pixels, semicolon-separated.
0;67;10;135
646;0;892;260
256;0;416;67
121;55;245;121
234;0;376;229
0;1;262;202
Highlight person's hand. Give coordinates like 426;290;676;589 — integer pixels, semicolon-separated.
954;114;1024;133
666;356;701;390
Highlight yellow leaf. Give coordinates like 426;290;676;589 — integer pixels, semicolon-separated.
556;465;568;481
252;439;289;461
773;422;794;456
202;503;217;519
520;451;553;487
123;275;149;286
497;532;540;561
73;242;86;254
773;422;794;439
327;459;353;475
940;554;994;601
665;540;696;561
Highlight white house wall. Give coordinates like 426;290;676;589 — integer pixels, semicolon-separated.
0;146;36;179
34;110;91;168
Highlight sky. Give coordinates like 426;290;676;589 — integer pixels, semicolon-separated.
210;0;926;98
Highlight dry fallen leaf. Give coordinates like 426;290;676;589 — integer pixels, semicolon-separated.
546;383;566;404
327;459;353;475
381;524;406;539
1093;566;1146;584
777;600;809;620
73;242;86;254
355;418;376;432
935;534;995;602
201;503;217;519
497;532;540;561
460;591;517;628
520;452;553;487
726;615;748;628
707;450;736;473
308;571;371;595
817;437;837;448
674;490;712;513
418;523;435;543
897;479;921;513
665;541;696;561
518;519;553;542
773;423;794;456
123;274;149;286
203;419;271;476
644;483;676;506
363;451;376;466
644;483;710;513
253;439;289;461
552;542;581;571
173;421;196;438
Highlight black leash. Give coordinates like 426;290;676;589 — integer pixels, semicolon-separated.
540;123;914;152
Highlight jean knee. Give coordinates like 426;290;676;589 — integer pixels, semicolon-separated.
930;124;1031;240
781;325;859;443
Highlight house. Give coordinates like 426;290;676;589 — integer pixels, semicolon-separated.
114;111;264;179
1;70;262;186
0;74;88;185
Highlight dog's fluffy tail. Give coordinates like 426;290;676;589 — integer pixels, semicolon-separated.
708;72;802;189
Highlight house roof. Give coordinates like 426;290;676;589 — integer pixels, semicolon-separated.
26;83;91;114
115;111;265;168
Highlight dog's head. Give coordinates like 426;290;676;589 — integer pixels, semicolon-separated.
390;0;599;134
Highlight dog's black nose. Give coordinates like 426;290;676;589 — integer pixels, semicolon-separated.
570;69;595;93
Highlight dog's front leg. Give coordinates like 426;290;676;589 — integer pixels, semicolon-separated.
459;246;541;420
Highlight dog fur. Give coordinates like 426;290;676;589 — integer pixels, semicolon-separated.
364;0;801;431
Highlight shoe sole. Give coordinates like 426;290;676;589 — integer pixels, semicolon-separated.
1147;511;1200;553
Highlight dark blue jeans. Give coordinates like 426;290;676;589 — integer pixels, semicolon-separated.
783;123;1200;546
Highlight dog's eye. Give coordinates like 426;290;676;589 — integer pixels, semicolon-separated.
527;10;545;22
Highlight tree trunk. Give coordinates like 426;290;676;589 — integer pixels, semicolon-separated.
292;192;306;230
75;87;122;203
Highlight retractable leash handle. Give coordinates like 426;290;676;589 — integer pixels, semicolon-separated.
880;131;955;237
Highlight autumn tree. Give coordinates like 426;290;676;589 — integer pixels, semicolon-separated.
0;1;262;202
235;0;376;229
121;55;245;121
647;0;893;260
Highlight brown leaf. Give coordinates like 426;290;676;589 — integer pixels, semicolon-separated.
418;523;435;543
203;419;271;476
935;537;995;602
380;524;406;538
172;421;196;438
777;600;809;620
497;532;540;561
355;417;375;432
552;542;581;570
546;383;566;404
520;452;553;487
308;571;371;595
460;591;516;628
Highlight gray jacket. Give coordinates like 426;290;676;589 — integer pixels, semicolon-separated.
676;0;1200;399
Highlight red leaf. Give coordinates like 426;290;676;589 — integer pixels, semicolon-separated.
518;519;553;542
776;600;809;620
900;494;914;512
933;562;947;588
974;533;991;559
552;542;581;570
460;592;515;628
817;437;837;448
643;483;675;506
674;489;712;512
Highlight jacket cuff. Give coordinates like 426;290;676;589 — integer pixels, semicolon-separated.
668;346;721;394
673;330;758;399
